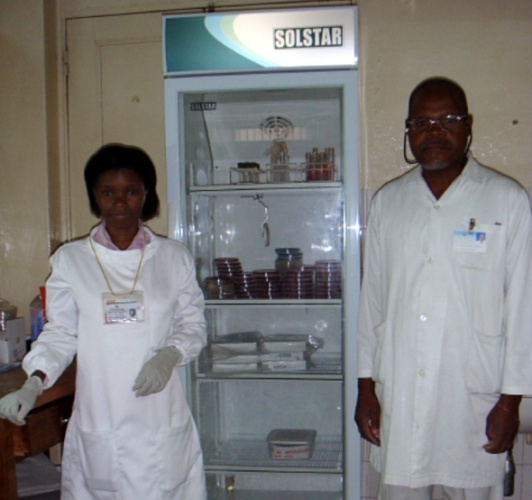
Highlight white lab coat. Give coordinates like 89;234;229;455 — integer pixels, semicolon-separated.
23;227;208;500
358;157;532;488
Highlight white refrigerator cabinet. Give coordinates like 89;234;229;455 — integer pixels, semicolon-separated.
165;70;360;500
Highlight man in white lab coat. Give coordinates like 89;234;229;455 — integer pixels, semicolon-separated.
355;77;532;500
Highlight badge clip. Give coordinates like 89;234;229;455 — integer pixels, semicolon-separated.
468;218;476;234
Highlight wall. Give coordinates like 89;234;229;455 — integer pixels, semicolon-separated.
0;1;50;321
358;0;532;193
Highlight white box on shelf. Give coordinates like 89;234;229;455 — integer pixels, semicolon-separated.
267;428;317;460
0;317;27;364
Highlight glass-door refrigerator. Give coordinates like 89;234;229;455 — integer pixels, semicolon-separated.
164;8;360;499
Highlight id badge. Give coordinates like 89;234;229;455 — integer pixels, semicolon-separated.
102;291;145;324
453;230;487;253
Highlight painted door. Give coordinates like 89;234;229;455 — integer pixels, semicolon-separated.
66;12;167;238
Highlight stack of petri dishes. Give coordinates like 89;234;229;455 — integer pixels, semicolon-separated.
283;265;315;299
314;260;342;299
252;269;283;299
239;272;256;299
274;248;303;280
213;258;253;299
203;276;236;299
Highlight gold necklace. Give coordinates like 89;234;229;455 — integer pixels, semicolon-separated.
90;237;144;296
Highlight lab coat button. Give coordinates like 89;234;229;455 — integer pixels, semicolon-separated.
434;205;440;210
428;258;434;264
420;315;427;321
419;370;425;376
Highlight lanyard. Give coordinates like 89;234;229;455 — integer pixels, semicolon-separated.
90;237;144;296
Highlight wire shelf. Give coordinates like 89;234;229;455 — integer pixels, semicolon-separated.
198;352;342;379
209;489;343;500
204;436;343;471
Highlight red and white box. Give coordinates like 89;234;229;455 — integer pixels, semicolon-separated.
266;429;317;460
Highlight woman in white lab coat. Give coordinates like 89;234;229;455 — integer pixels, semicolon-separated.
0;144;208;500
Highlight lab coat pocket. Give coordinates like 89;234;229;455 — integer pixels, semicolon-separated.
156;418;201;491
453;224;505;271
466;329;505;394
79;430;119;492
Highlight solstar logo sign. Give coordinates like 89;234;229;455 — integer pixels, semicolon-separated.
274;26;343;49
164;7;357;74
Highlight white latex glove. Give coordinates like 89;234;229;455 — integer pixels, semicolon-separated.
132;346;181;398
0;376;43;426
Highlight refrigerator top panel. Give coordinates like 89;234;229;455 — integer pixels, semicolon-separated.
163;6;357;76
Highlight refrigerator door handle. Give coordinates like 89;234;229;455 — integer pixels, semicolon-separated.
168;202;184;242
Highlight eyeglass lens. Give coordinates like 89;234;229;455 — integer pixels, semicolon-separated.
407;115;468;132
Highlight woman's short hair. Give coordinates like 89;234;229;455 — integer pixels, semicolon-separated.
84;144;160;221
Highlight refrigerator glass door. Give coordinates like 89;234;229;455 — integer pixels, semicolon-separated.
165;70;360;500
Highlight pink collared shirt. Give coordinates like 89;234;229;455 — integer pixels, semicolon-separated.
92;220;150;251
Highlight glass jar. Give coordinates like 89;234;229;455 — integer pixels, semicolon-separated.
274;248;304;280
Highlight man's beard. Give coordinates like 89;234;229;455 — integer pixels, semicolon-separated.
420;158;453;171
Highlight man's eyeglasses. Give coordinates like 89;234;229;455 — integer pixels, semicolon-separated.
405;114;469;133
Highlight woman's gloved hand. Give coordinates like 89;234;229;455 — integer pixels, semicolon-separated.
132;346;182;398
0;376;44;425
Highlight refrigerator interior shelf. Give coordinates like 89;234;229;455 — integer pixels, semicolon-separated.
188;182;343;194
197;352;342;379
205;299;342;308
203;436;343;472
208;488;343;500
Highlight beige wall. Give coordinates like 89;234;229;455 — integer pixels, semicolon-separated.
1;0;532;326
358;0;532;191
0;1;50;320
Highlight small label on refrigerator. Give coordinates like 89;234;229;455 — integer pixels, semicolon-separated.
190;102;217;111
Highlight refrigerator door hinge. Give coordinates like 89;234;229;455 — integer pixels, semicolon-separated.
62;49;69;77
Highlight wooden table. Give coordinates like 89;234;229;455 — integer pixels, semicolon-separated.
0;363;75;500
